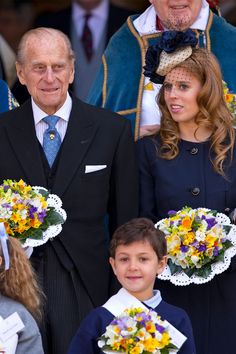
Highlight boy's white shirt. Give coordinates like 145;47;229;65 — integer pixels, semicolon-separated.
102;287;187;350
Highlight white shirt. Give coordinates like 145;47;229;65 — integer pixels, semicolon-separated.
72;0;109;51
32;92;72;145
134;1;210;127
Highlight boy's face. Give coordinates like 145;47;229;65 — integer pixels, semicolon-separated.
110;240;167;301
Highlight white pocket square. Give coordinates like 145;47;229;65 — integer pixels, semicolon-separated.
85;165;107;173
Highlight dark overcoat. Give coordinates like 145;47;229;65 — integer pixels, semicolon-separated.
137;135;236;354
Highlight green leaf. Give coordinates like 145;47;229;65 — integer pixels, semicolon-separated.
45;208;65;225
195;266;211;278
37;188;49;198
168;260;182;275
223;225;232;234
184;268;195;277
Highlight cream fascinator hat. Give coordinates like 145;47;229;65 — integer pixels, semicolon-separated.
143;29;198;84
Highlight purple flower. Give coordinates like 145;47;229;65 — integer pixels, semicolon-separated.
191;241;199;248
205;217;217;230
2;203;12;209
181;245;189;253
155;324;165;333
198;244;207;252
29;206;38;219
38;210;47;222
168;210;177;216
213;247;219;256
111;317;129;330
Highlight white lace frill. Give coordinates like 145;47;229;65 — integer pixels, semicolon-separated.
22;187;67;248
155;211;236;286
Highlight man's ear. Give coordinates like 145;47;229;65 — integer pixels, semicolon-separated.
69;64;75;85
109;257;117;276
157;256;167;276
16;62;26;86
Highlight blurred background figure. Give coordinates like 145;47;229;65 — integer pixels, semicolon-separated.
0;0;34;87
220;0;236;26
0;0;235;105
33;0;134;101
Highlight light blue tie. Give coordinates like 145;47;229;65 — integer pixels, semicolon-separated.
43;115;61;167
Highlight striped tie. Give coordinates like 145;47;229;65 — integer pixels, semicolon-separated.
81;13;93;61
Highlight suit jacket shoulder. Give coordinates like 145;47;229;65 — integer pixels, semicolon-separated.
72;96;131;131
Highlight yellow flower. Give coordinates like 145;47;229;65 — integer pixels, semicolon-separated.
146;321;156;333
144;337;160;351
114;326;120;334
40;197;47;208
18;179;26;189
130;346;142;354
157;332;171;348
10;213;21;223
112;341;121;350
205;234;217;247
225;93;234;103
181;216;192;229
183;232;195;245
30;217;41;228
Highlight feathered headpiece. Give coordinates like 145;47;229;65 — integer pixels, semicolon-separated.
143;29;198;84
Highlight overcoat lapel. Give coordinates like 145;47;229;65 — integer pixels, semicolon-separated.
52;98;98;197
5;101;47;187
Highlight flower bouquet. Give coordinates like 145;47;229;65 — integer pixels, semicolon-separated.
98;307;178;354
0;179;66;247
223;80;236;125
156;206;236;285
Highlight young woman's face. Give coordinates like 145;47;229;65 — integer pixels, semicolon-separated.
163;67;202;128
110;240;166;301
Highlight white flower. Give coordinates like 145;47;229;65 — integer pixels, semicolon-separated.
191;255;200;266
195;230;206;242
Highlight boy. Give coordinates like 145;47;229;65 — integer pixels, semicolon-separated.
68;218;196;353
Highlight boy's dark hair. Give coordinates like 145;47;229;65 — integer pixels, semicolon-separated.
110;218;167;259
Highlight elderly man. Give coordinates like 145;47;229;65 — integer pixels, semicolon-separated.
0;28;138;354
87;0;236;139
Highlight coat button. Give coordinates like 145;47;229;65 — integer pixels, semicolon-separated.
191;187;200;196
190;147;198;155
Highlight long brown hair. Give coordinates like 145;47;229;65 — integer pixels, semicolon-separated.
0;237;43;322
158;48;235;177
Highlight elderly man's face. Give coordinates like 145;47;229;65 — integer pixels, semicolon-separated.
16;34;74;115
150;0;202;30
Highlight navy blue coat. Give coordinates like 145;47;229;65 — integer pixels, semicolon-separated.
137;135;236;354
68;299;196;354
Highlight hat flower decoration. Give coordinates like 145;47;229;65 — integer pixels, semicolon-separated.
143;29;198;84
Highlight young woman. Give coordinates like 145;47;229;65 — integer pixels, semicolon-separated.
137;33;236;354
0;235;44;353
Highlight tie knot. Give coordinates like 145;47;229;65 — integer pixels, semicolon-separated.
43;115;60;129
84;13;91;22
